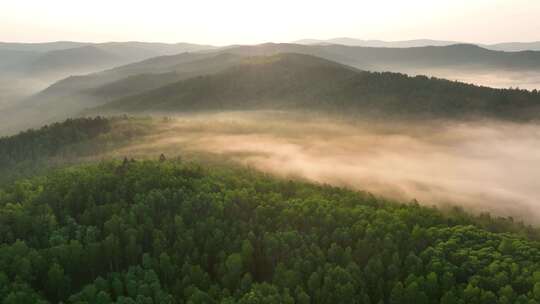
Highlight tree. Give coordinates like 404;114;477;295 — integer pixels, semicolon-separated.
224;253;243;289
389;282;405;304
47;263;69;301
440;290;458;304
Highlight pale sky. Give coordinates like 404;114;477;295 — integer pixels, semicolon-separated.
1;0;539;45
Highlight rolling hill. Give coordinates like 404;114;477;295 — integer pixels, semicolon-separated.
0;49;39;69
30;42;540;103
0;42;219;133
295;38;460;48
96;53;540;121
487;41;540;52
0;41;88;52
35;42;540;103
288;43;540;71
0;41;217;101
0;41;216;58
296;37;540;52
34;52;240;100
18;45;123;78
0;52;244;135
5;42;217;80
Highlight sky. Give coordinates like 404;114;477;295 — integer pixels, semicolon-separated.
1;0;539;45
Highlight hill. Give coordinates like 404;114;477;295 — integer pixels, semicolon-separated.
295;38;460;48
37;42;540;99
85;53;245;101
32;42;540;105
0;41;88;52
0;49;39;69
0;50;227;135
295;37;540;52
12;43;215;80
488;42;540;52
0;117;151;182
0;117;163;183
96;53;540;121
0;41;217;107
294;43;540;71
19;46;123;78
1;150;540;303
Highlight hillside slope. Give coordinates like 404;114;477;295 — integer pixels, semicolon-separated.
97;53;540;121
12;42;214;80
35;42;540;103
0;52;240;135
295;37;540;52
223;43;540;71
0;117;152;182
0;42;217;113
1;157;540;303
19;46;122;78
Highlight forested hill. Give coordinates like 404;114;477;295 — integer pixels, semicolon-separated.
226;43;540;71
1;159;540;303
97;53;540;121
0;117;152;183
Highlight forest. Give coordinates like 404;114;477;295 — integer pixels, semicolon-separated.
0;116;151;183
1;159;540;303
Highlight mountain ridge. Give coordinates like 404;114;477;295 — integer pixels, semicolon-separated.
35;42;540;101
94;53;540;121
294;37;540;52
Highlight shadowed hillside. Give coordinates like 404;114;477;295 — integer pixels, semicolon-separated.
96;53;540;121
0;41;217;118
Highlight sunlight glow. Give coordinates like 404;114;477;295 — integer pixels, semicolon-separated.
1;0;539;44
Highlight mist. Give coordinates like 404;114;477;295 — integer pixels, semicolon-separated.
106;111;540;223
399;68;540;91
0;76;49;110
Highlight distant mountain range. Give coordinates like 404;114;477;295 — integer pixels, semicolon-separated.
2;41;540;134
0;41;218;113
0;41;216;55
0;41;217;79
36;43;540;105
294;38;540;52
294;38;460;48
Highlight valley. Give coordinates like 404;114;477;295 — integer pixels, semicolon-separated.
2;9;540;301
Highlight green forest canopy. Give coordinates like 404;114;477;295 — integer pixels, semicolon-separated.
1;159;540;303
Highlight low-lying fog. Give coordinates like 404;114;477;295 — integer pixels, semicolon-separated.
0;77;49;110
411;69;540;90
112;111;540;222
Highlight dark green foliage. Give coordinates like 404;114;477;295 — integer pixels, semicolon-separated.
1;160;540;303
0;117;110;182
0;116;149;183
0;117;110;164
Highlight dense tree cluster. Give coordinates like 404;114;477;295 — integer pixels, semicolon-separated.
0;117;149;183
336;71;540;120
0;117;111;164
1;160;540;303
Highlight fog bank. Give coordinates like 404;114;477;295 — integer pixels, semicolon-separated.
114;112;540;222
